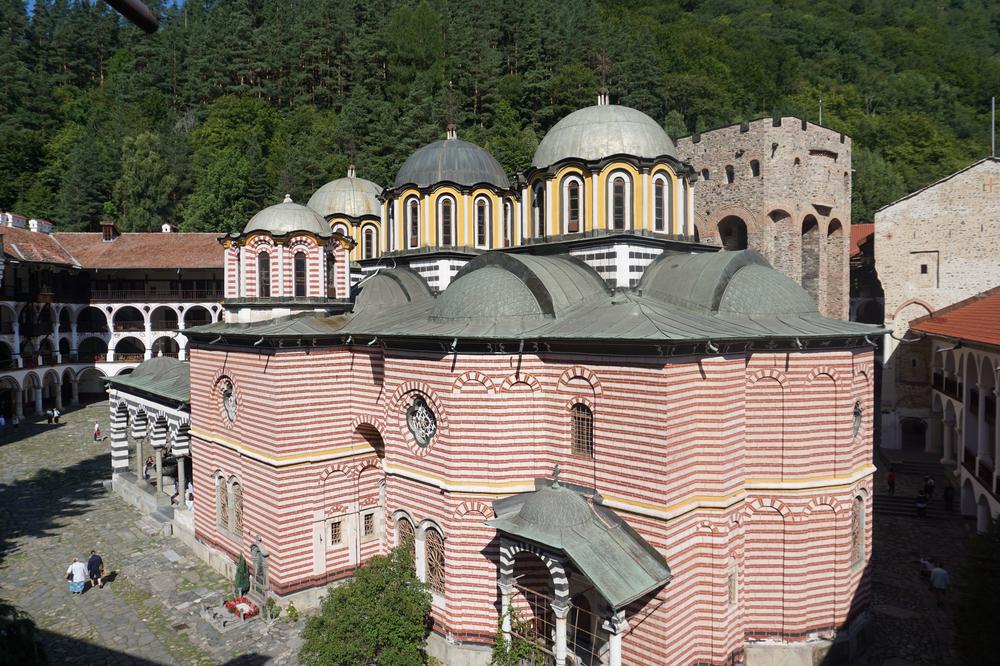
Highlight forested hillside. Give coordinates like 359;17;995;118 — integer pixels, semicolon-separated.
1;0;997;233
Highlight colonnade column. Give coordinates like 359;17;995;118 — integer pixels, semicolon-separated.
109;407;130;473
551;599;571;666
150;425;167;496
978;384;989;464
33;386;42;414
70;321;78;359
498;576;513;646
54;382;62;410
943;421;954;463
132;412;148;481
13;388;23;420
603;611;629;666
70;379;79;406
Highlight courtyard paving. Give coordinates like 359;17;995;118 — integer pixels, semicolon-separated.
0;403;304;665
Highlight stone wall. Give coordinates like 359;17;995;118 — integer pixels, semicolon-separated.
676;118;852;319
875;158;1000;448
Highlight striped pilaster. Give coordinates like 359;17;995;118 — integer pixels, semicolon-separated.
130;411;148;439
110;407;129;471
171;427;190;457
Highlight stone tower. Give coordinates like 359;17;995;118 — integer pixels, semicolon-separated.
676;118;852;320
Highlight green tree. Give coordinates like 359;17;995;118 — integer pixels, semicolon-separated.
113;132;177;231
299;547;431;666
234;553;250;596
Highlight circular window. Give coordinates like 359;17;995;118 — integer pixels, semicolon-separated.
852;401;863;437
406;396;436;447
221;379;238;423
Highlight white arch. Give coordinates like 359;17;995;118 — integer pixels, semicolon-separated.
436;194;457;247
560;174;585;235
405;197;420;249
473;195;492;248
652;171;674;232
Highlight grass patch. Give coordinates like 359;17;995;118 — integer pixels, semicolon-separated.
115;575;215;666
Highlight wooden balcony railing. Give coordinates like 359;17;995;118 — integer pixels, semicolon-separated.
113;352;146;362
92;289;222;302
113;322;146;332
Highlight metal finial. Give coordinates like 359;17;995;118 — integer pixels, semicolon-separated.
551;464;561;488
282;194;292;203
347;164;356;178
446;123;457;140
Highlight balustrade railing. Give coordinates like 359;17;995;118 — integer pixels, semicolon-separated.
113;352;146;362
113;322;146;332
92;289;222;302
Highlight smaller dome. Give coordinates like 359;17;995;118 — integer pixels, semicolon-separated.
512;483;596;531
307;169;383;220
395;135;509;189
431;266;545;321
244;195;329;236
532;103;676;168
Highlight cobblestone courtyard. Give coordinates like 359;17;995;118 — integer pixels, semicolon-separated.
0;403;303;665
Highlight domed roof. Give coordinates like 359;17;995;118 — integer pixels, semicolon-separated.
244;195;330;237
511;482;596;532
307;169;383;220
353;267;434;311
394;135;510;189
532;103;676;168
429;253;609;324
639;250;818;316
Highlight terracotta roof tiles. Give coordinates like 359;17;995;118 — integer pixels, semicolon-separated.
53;232;223;269
909;286;1000;348
850;223;874;257
0;225;78;266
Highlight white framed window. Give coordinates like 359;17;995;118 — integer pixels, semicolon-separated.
561;175;584;234
437;195;456;247
362;226;377;259
503;201;513;248
257;252;271;298
474;196;491;248
606;171;632;230
406;197;420;249
532;181;545;237
652;173;673;232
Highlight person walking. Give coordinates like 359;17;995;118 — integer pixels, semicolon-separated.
93;422;102;441
87;550;104;589
66;557;87;594
45;409;53;424
885;468;896;496
53;407;60;424
930;561;950;607
925;476;936;498
916;489;929;518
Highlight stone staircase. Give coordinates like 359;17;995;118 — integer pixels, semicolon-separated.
873;493;953;520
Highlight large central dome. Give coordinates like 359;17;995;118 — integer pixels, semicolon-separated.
394;136;509;189
532;104;676;168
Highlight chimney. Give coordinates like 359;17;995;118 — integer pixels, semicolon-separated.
446;124;457;140
100;221;120;242
347;164;356;178
161;223;177;233
28;218;53;234
597;87;609;106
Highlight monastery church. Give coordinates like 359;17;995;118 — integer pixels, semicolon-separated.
105;96;881;666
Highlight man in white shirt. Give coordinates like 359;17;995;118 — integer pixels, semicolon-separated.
66;557;88;594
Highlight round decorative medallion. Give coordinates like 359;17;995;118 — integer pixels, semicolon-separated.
222;379;238;423
406;396;436;447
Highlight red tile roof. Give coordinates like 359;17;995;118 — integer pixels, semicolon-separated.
53;232;223;269
909;287;1000;347
0;225;78;266
850;223;874;257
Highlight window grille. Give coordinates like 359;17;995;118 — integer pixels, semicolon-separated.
293;252;307;298
363;512;375;538
216;476;227;531
612;178;626;229
476;200;489;246
851;497;865;566
330;520;342;544
425;528;446;594
571;404;594;458
653;180;665;231
440;198;453;246
231;480;243;535
567;180;580;233
257;252;271;297
398;518;415;563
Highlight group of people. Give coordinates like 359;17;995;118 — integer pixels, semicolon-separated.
44;408;61;424
66;551;106;594
885;468;956;516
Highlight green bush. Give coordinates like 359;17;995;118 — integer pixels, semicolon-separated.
234;554;250;596
299;547;430;666
286;601;299;623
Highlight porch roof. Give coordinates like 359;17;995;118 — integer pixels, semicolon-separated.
106;355;190;404
487;478;672;609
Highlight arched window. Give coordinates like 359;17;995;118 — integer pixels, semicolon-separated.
386;203;395;251
503;201;513;248
293;251;307;298
363;227;376;259
851;495;865;566
216;474;228;531
257;252;271;298
701;168;710;181
653;173;673;232
562;176;583;234
475;197;490;248
439;196;454;246
326;252;336;297
424;528;446;594
397;517;416;565
725;165;735;183
407;198;420;249
231;478;243;535
751;160;761;177
571;403;594;458
607;173;631;230
532;181;545;237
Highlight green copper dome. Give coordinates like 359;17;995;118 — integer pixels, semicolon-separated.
395;135;509;189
